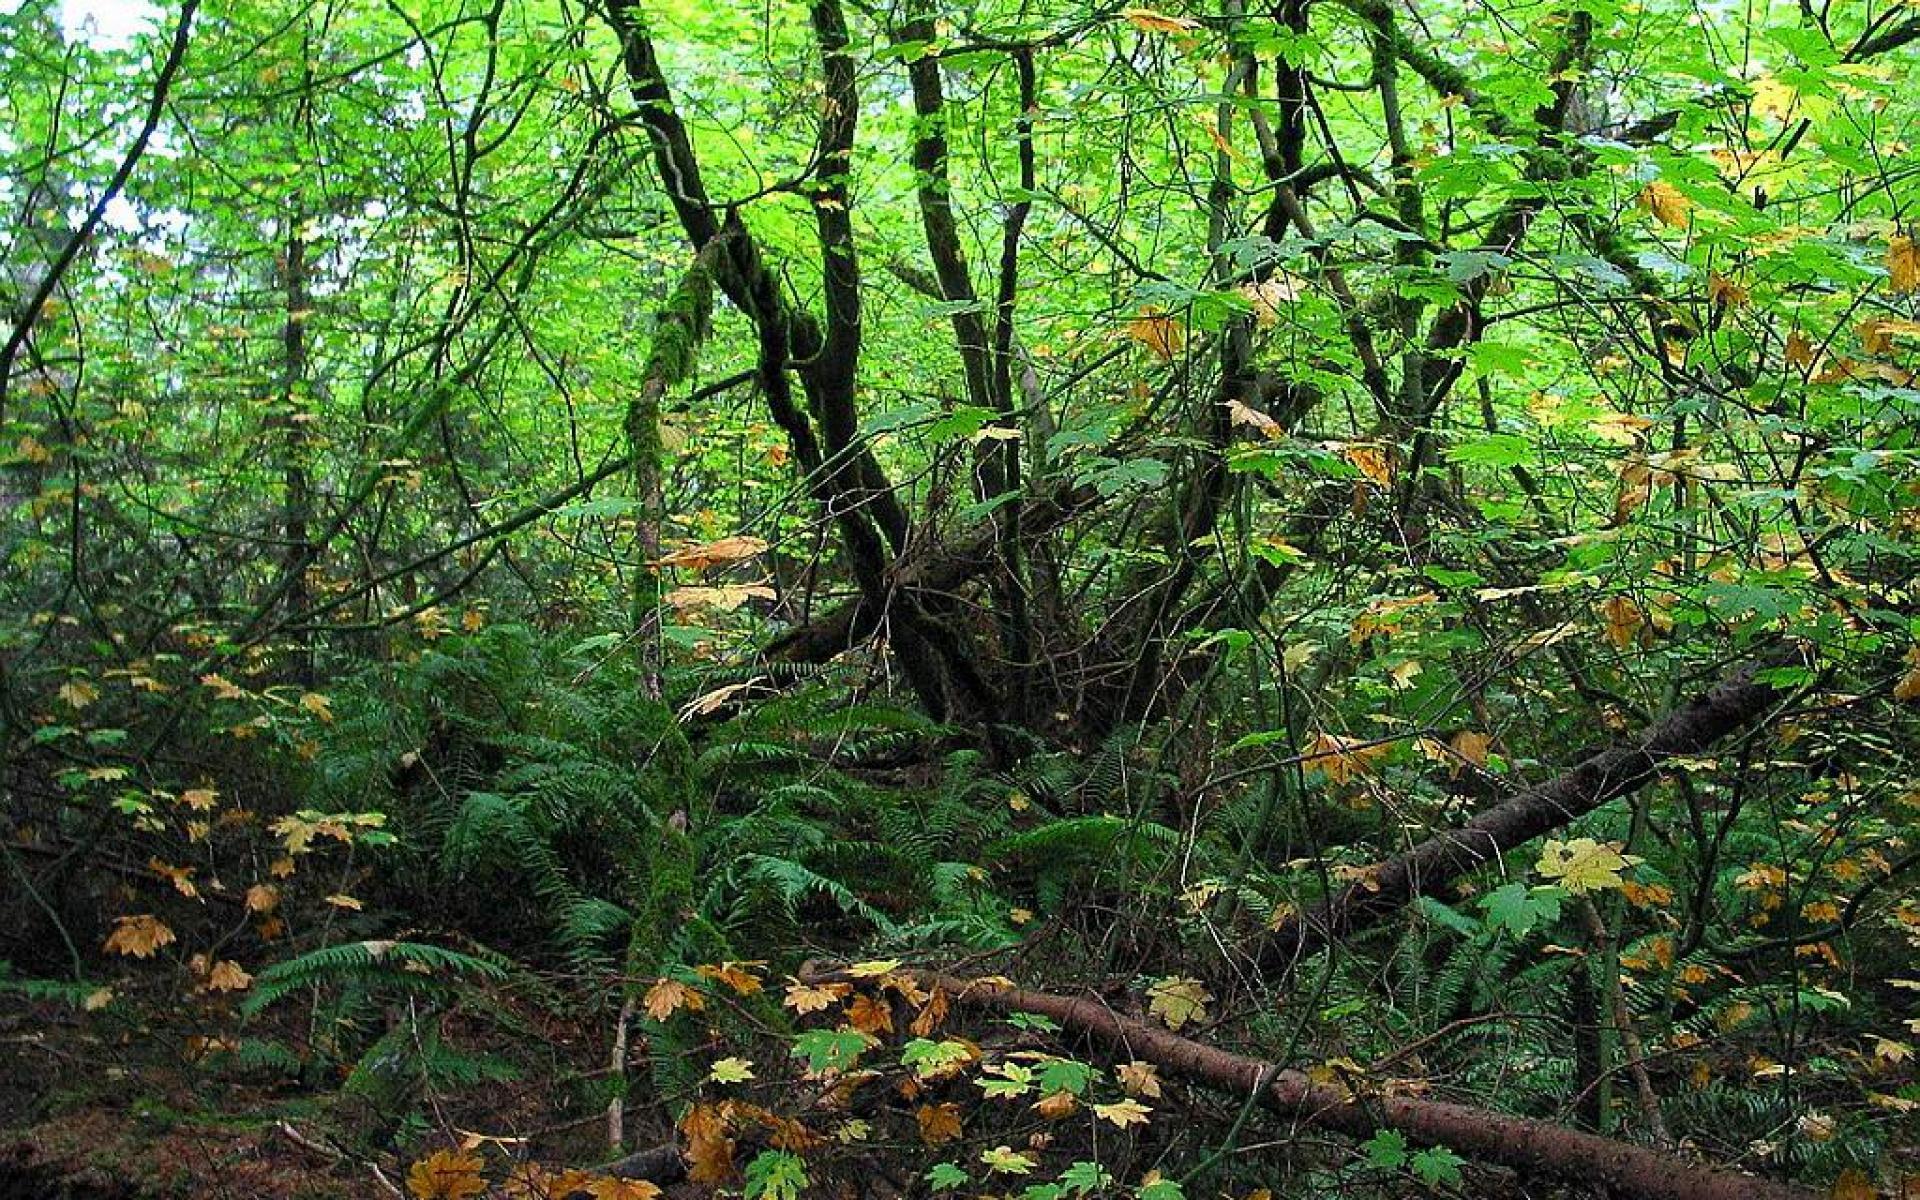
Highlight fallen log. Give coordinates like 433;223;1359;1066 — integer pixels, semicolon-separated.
1261;648;1801;970
908;970;1814;1200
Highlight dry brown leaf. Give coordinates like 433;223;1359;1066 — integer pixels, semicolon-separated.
654;536;770;573
103;914;175;958
917;1102;963;1145
643;977;706;1022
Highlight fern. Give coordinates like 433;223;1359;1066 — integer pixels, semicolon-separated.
243;940;506;1015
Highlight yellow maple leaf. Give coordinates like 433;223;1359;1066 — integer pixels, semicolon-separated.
1093;1098;1153;1128
695;961;766;996
844;958;902;979
1117;1060;1163;1098
654;535;769;573
1535;838;1642;895
783;978;850;1014
1343;442;1393;487
586;1177;664;1200
405;1149;486;1200
1302;733;1391;785
1146;976;1212;1030
1640;180;1692;228
1121;7;1200;34
57;679;98;710
1126;308;1186;360
1890;234;1919;293
643;977;706;1021
179;787;218;811
103;914;176;958
207;960;253;992
707;1056;755;1084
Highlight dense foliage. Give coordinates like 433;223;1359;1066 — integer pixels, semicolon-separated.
2;0;1917;1197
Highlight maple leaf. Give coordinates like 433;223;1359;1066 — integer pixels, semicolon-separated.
1535;838;1642;895
783;978;850;1014
665;584;777;616
695;961;766;995
299;692;333;722
206;960;253;992
1093;1098;1153;1128
405;1149;487;1200
979;1145;1034;1175
1640;180;1692;228
245;883;280;913
1146;976;1212;1030
644;977;706;1021
1121;7;1199;34
179;787;218;811
586;1177;664;1200
1126;308;1186;360
680;1103;735;1185
1117;1061;1163;1098
103;914;176;958
1784;331;1816;368
909;987;950;1036
844;958;902;979
1890;234;1920;293
1239;275;1302;327
1342;442;1393;487
917;1102;963;1145
846;993;895;1035
57;679;98;710
325;893;363;911
708;1056;755;1084
1032;1090;1078;1119
1707;272;1749;310
1895;666;1920;703
1449;730;1491;769
1226;400;1284;440
1302;733;1390;785
654;535;770;573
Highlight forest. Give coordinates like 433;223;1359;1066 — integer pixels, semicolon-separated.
1;0;1917;1196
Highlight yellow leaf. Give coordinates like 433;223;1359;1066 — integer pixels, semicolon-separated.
1890;234;1920;293
979;1145;1035;1175
1449;730;1491;768
1302;733;1390;785
83;987;114;1011
324;893;363;911
207;960;253;992
845;959;902;978
1226;399;1284;439
1535;838;1642;895
1240;276;1302;327
1146;976;1212;1030
1707;272;1749;310
1640;180;1692;228
299;692;333;722
1784;331;1817;368
707;1056;755;1084
654;535;769;573
1894;667;1920;703
917;1102;963;1145
1122;7;1199;34
1127;308;1186;360
585;1176;664;1200
148;858;198;899
644;977;706;1021
695;961;765;996
179;788;218;811
783;978;850;1014
665;584;776;616
405;1149;487;1200
1118;1060;1163;1098
103;914;176;958
1030;1090;1076;1119
1093;1098;1153;1128
1343;442;1393;487
57;679;98;710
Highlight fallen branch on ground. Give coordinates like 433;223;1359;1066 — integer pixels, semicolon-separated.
1262;649;1802;969
884;969;1814;1200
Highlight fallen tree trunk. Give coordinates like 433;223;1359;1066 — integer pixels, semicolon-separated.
910;970;1813;1200
1261;649;1800;970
